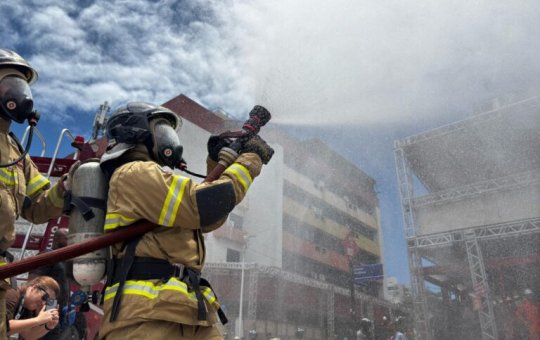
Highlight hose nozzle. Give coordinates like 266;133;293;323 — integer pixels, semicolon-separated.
242;105;271;136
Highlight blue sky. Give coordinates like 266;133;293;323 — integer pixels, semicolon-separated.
3;0;540;285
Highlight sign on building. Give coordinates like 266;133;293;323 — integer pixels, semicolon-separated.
353;264;383;285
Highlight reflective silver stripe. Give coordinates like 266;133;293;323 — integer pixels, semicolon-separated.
26;173;49;197
224;163;252;191
104;277;217;304
0;168;17;186
158;175;189;226
104;213;136;231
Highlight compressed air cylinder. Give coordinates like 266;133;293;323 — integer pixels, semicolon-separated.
67;160;108;287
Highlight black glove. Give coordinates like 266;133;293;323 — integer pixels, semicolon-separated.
240;135;274;164
207;135;232;162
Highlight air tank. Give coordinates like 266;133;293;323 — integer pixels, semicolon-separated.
67;160;108;287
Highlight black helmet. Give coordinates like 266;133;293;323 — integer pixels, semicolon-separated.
102;102;183;169
0;49;38;84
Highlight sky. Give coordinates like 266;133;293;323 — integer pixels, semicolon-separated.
3;0;540;285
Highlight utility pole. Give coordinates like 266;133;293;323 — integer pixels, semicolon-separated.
237;250;246;339
237;234;255;339
342;231;359;338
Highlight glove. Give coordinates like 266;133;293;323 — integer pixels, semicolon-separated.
60;160;81;192
240;135;274;164
207;135;232;162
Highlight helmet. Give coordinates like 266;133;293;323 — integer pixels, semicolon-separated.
0;49;38;84
102;102;183;169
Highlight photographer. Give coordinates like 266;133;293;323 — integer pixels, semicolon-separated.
5;276;60;339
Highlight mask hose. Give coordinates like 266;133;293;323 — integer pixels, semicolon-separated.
0;113;39;168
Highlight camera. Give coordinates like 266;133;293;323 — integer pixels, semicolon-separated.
45;299;57;311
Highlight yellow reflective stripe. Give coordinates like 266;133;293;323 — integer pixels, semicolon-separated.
224;163;252;191
0;168;17;186
103;277;216;304
158;175;189;227
26;173;50;197
104;213;136;231
0;261;6;266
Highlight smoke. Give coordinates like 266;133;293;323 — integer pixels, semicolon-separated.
217;0;540;127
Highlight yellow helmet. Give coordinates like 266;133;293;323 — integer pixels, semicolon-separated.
0;49;38;84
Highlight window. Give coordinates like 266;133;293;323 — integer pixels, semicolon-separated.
226;248;241;262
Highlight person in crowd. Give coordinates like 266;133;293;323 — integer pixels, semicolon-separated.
5;276;60;339
390;316;407;340
29;227;86;339
356;317;373;340
514;288;540;340
97;102;273;339
0;48;73;338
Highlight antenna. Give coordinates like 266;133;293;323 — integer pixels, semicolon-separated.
91;101;110;141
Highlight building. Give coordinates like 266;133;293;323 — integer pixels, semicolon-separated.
394;97;540;340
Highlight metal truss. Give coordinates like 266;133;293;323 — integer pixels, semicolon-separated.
413;170;540;207
247;268;258;321
412;217;540;249
395;147;418;238
464;230;498;340
472;217;540;240
407;246;431;340
394;96;540;148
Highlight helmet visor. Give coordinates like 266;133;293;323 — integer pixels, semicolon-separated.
0;75;33;123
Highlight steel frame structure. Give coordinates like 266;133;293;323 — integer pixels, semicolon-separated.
394;103;540;340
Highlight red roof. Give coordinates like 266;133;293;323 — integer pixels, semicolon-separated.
162;94;227;134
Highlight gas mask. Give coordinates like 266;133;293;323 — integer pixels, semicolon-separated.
149;117;183;169
0;69;34;123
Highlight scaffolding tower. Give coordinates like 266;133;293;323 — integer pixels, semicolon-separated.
394;97;540;340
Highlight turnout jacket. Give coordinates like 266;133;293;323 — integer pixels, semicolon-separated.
0;118;64;254
99;153;262;337
0;118;64;340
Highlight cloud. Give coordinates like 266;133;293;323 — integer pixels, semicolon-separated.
3;0;540;128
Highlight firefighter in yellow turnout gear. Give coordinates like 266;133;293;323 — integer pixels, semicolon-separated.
98;102;273;339
0;49;68;338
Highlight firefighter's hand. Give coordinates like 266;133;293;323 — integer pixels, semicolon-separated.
60;160;81;192
207;135;232;162
240;135;274;164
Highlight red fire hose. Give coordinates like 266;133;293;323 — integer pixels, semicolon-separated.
0;221;157;280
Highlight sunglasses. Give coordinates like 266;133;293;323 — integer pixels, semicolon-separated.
35;286;49;302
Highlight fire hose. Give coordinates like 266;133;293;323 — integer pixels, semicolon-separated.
0;105;271;280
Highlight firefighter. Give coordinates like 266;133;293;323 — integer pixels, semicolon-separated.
98;102;273;339
0;49;70;338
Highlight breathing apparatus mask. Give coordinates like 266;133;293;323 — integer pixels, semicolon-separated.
102;102;183;170
0;68;35;124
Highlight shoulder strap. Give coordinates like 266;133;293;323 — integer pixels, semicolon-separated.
109;235;142;322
